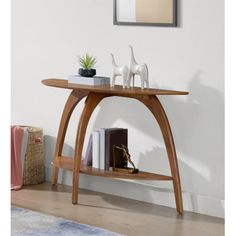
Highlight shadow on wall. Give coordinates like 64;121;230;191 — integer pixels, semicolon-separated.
44;135;74;183
162;72;224;199
90;73;224;199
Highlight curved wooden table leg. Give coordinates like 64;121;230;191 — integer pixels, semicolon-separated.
138;95;183;214
51;90;88;185
72;92;108;204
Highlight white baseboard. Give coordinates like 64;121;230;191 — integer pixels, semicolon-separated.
45;165;224;218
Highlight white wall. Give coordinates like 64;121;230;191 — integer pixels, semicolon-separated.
11;0;224;217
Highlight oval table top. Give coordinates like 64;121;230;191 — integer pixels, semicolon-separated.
42;79;189;96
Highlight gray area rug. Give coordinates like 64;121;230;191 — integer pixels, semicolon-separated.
11;206;123;236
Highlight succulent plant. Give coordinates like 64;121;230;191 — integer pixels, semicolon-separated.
79;53;97;70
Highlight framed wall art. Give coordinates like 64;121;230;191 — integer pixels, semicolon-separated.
113;0;177;27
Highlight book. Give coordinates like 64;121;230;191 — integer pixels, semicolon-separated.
103;128;128;171
99;129;106;170
68;75;110;86
99;128;121;170
84;134;92;166
92;131;100;169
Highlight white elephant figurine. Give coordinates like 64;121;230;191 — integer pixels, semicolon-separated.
110;53;129;88
127;45;149;89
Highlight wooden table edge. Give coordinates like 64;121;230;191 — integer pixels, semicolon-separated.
42;79;189;96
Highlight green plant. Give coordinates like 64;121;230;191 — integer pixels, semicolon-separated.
79;53;97;70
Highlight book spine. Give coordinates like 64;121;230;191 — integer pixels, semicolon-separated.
92;131;99;169
99;129;105;170
84;134;92;166
105;130;110;171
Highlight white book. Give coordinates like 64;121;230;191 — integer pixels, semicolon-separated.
92;131;100;169
68;75;110;86
99;129;106;170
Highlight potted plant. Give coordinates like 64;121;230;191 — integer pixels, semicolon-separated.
78;53;97;77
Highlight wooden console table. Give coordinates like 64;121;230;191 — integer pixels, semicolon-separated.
42;78;188;214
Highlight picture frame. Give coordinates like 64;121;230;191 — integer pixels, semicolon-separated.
113;0;177;27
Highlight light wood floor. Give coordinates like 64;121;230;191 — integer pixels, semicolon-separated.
11;182;224;236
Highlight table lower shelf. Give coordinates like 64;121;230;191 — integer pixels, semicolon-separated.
52;156;173;181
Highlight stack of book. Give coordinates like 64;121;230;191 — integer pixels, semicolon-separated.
68;75;110;86
84;128;128;170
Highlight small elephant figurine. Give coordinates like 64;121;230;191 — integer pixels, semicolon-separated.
127;45;149;89
110;53;129;88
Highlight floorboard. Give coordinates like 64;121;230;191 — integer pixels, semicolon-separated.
11;182;224;236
